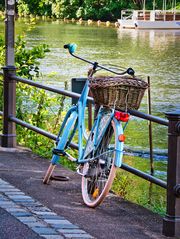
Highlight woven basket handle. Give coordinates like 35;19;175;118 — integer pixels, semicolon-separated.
88;68;96;78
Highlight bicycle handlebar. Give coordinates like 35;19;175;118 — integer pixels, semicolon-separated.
64;43;77;54
64;43;135;76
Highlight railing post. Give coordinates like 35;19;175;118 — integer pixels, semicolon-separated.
1;0;16;147
163;111;180;237
1;66;16;147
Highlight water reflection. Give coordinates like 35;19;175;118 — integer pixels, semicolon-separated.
117;28;180;115
117;29;180;49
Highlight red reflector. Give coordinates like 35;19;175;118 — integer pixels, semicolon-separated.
114;111;130;122
118;134;126;142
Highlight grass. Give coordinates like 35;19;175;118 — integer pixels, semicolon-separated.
111;155;166;215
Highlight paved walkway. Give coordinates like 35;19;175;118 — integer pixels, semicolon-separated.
0;147;175;239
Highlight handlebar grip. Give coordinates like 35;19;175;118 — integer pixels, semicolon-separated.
64;43;77;54
127;68;135;76
64;44;69;49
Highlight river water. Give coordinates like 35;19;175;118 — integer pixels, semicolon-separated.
17;21;180;113
1;19;179;111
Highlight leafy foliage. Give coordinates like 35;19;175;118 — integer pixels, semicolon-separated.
176;2;180;9
17;0;52;17
112;156;166;215
15;35;50;79
0;35;68;163
0;35;49;78
2;0;177;21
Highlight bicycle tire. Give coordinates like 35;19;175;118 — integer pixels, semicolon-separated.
81;119;117;208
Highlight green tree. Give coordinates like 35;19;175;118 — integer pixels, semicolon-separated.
81;0;132;21
0;1;5;11
2;0;179;21
51;0;82;18
17;0;52;16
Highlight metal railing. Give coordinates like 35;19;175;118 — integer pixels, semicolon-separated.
0;71;169;187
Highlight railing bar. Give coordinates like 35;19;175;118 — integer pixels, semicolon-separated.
128;109;169;126
11;75;168;126
7;115;167;188
11;75;93;102
121;163;167;189
10;116;57;139
1;110;167;157
9;116;78;150
10;75;168;126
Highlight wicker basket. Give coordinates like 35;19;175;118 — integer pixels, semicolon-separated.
89;76;149;111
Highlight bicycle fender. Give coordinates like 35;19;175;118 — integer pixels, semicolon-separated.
112;118;124;168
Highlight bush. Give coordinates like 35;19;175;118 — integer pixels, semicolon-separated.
0;35;68;162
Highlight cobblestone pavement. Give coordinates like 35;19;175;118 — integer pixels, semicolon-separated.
0;178;93;239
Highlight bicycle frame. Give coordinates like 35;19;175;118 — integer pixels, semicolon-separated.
77;80;90;160
49;43;133;168
51;79;89;164
51;76;125;168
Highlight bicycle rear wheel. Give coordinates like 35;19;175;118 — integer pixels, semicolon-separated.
81;120;117;208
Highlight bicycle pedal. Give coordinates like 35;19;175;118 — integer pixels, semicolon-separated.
76;165;86;176
99;158;105;164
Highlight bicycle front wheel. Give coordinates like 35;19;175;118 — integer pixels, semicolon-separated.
82;120;117;208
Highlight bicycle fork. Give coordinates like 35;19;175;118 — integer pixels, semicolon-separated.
111;117;124;168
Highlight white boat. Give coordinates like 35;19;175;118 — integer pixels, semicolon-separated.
118;9;180;29
118;0;180;30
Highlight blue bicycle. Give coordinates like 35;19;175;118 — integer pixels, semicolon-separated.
43;44;146;208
